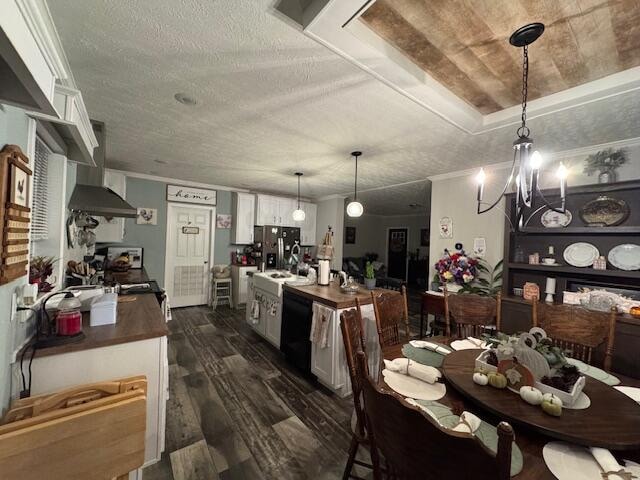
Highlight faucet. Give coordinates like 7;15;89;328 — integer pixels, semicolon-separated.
289;242;301;275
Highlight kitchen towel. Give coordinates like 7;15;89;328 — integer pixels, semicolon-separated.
251;300;260;324
310;303;333;348
383;358;440;384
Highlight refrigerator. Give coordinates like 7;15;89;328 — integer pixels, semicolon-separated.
253;225;300;270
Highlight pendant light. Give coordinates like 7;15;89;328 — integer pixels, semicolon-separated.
346;151;364;217
292;172;306;222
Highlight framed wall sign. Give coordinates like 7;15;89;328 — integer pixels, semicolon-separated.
438;216;453;238
182;226;200;235
167;184;216;205
345;226;356;244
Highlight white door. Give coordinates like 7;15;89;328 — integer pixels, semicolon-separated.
165;204;214;308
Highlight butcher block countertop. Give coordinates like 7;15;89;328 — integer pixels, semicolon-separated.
283;280;397;309
28;294;168;358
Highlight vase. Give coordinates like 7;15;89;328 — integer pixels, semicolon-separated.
441;283;462;293
598;169;617;184
364;277;376;290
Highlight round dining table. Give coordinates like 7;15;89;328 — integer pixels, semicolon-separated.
381;338;640;479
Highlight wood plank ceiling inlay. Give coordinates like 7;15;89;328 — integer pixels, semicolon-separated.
360;0;640;114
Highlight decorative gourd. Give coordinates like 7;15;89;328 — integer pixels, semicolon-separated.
541;393;563;417
519;386;543;405
473;372;489;386
488;372;507;389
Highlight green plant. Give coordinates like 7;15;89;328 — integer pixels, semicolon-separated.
583;148;627;176
460;258;503;296
364;261;375;280
29;256;57;292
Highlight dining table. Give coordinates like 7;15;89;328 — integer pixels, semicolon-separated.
380;337;640;479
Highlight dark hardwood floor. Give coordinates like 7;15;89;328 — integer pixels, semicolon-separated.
144;305;368;480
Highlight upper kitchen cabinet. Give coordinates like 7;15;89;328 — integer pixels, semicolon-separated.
0;0;97;165
256;194;280;226
231;192;255;244
277;197;296;226
297;202;317;246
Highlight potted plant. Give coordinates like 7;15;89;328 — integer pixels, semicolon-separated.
434;248;478;293
460;259;503;296
583;148;627;183
364;261;377;290
29;256;57;293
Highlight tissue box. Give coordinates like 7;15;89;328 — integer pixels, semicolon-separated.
90;293;118;326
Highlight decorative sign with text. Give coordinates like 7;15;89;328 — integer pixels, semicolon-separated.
167;185;216;205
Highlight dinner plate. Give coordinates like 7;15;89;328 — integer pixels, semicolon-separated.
563;242;599;267
450;339;488;351
614;386;640;404
381;369;446;401
541;208;572;228
608;244;640;271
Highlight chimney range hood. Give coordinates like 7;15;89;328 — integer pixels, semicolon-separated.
68;121;137;218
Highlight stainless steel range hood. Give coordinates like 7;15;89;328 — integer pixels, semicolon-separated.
68;121;137;218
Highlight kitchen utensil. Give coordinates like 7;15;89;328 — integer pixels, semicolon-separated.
563;242;599;267
608;243;640;271
541;208;572;228
579;195;629;226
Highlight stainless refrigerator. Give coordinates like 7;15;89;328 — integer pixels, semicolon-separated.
253;225;300;270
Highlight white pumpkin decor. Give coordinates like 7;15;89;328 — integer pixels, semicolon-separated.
473;372;489;386
519;386;543;405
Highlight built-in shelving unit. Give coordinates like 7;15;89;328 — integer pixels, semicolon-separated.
506;263;640;279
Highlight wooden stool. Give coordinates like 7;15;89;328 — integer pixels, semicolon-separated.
211;277;233;310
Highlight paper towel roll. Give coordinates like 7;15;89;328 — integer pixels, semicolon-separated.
318;260;330;286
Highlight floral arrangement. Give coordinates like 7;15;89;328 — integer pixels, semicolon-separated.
434;248;479;285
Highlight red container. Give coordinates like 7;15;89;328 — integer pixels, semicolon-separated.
56;310;83;336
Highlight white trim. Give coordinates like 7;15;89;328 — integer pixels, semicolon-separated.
384;226;409;282
107;168;249;193
164;203;216;307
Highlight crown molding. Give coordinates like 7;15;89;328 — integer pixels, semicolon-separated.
104;168;250;192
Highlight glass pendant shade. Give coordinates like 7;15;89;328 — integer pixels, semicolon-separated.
346;201;364;218
292;209;306;221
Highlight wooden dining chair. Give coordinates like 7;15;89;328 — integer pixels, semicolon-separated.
339;302;373;480
532;303;617;371
420;291;446;338
444;290;501;338
371;286;410;348
355;351;514;480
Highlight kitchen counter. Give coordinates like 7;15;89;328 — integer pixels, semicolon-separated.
104;267;150;284
282;280;397;309
27;294;168;358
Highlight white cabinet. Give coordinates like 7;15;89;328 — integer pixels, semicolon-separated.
231;192;255;244
255;194;312;227
297;202;317;246
277;198;296;226
264;295;283;348
231;265;257;308
256;194;280;226
94;170;126;242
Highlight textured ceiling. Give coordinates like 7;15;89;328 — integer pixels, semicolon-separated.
361;0;640;114
48;0;640;214
348;180;431;216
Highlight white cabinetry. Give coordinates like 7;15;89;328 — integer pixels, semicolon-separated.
277;198;296;226
231;265;257;308
297;202;317;246
255;194;313;228
94;170;126;242
231;192;255;244
256;195;280;226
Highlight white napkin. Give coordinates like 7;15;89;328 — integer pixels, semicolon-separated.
589;447;626;479
452;411;482;433
410;340;451;355
383;358;440;384
466;337;486;348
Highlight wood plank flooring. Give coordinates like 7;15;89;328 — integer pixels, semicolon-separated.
143;305;362;480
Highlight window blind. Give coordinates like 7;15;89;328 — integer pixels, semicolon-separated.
31;137;50;241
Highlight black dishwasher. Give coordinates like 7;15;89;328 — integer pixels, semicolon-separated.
280;291;315;377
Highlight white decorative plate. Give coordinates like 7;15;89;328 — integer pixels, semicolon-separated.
614;386;640;404
563;242;599;267
541;209;572;228
382;369;446;401
608;244;640;271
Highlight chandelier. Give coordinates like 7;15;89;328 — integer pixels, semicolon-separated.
476;23;568;230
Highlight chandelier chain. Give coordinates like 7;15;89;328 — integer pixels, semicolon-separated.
518;44;530;138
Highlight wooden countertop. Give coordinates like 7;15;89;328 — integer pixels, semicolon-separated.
103;268;149;284
29;294;168;358
283;281;397;309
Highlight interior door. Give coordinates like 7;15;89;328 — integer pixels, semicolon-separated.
166;205;212;307
387;228;408;280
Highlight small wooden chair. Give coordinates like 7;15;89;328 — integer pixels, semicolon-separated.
444;290;501;338
532;303;617;371
356;351;514;480
339;303;373;479
420;292;446;338
376;277;405;291
371;286;410;348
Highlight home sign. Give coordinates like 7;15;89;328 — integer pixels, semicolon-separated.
167;185;216;206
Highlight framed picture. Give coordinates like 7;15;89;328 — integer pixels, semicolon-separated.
420;228;429;246
345;226;356;244
10;162;29;207
438;217;453;238
216;214;232;229
136;208;158;225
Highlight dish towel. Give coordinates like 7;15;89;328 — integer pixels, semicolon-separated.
383;358;441;384
589;447;629;479
250;300;260;324
410;340;451;355
310;303;333;348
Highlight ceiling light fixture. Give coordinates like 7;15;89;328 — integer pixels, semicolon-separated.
475;23;567;230
346;151;364;218
292;172;306;222
174;92;197;106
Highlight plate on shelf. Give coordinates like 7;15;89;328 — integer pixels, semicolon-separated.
541;209;572;228
563;242;599;267
608;244;640;271
579;195;629;226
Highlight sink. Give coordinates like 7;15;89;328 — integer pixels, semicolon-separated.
253;271;298;297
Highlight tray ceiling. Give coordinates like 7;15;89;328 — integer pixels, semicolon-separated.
361;0;640;114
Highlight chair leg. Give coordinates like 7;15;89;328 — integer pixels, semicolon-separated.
343;435;359;480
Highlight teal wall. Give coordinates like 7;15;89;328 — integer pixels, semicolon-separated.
117;177;238;288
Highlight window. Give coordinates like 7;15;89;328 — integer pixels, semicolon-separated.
31;137;50;241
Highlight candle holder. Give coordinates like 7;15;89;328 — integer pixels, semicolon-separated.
545;277;556;304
